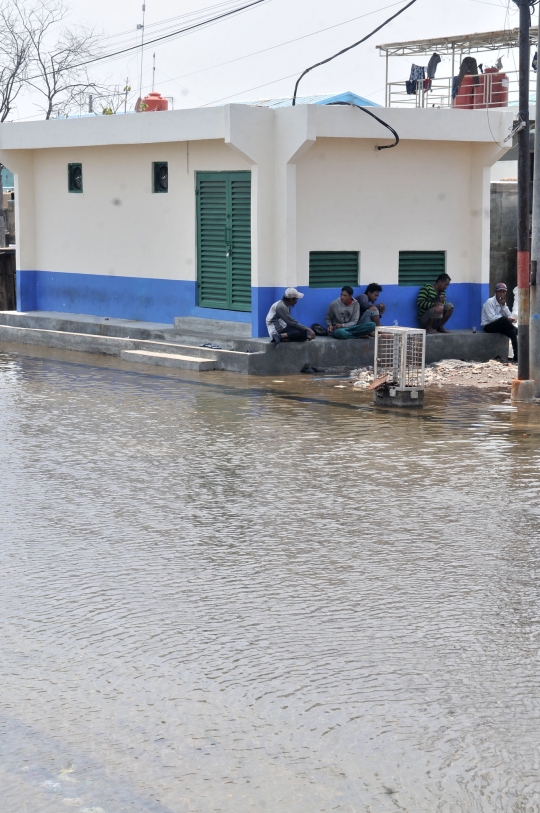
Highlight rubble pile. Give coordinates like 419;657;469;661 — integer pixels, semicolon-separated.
349;359;516;390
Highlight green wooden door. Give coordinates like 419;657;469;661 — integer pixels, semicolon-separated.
196;171;251;311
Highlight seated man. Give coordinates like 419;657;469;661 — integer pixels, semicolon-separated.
356;283;386;326
266;288;316;345
481;282;518;362
417;273;454;334
326;286;377;339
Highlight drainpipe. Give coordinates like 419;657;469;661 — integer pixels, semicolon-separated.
531;23;540;395
513;0;531;383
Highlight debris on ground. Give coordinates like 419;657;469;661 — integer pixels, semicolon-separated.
348;359;517;389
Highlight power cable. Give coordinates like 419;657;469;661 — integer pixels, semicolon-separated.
292;0;419;105
106;0;251;41
327;102;399;149
141;0;409;88
25;0;270;80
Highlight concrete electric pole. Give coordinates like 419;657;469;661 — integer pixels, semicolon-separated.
531;22;540;395
513;0;531;382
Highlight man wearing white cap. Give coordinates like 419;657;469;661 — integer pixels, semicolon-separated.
266;288;315;344
481;282;518;362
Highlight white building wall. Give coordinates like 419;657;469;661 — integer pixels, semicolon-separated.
31;140;250;281
295;138;483;286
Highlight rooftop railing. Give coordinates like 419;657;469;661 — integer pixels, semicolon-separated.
386;68;536;109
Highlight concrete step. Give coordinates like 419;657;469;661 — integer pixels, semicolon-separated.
0;323;266;373
0;310;176;341
174;316;252;338
121;349;217;371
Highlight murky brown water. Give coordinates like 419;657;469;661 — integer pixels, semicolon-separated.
1;345;540;813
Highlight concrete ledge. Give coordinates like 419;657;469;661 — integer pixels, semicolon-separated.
121;349;217;371
0;313;512;375
424;331;508;363
174;316;252;338
0;310;176;340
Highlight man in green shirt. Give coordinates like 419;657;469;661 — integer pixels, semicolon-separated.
417;273;454;334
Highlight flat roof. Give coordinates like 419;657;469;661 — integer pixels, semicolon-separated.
377;26;539;56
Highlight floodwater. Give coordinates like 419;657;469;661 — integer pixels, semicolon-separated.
1;345;540;813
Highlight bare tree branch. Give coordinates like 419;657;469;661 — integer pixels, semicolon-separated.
14;0;102;120
0;1;31;123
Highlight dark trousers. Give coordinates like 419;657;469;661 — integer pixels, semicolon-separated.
483;316;518;360
279;328;308;342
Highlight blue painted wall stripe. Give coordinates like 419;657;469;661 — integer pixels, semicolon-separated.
17;270;489;337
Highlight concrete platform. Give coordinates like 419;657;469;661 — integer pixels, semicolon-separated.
121;349;217;371
0;311;510;375
174;316;251;338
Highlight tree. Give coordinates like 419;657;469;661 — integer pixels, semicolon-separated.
0;2;31;123
15;0;102;120
0;2;32;243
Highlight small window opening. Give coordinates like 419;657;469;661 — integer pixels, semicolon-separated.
68;163;83;193
153;162;168;193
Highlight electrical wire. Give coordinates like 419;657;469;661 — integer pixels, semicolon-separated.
292;0;419;105
327;102;399;149
25;0;270;79
105;0;252;41
142;0;409;88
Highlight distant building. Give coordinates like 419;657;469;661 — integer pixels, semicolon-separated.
1;166;14;189
0;96;512;334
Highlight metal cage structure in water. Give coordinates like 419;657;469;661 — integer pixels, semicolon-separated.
374;327;426;406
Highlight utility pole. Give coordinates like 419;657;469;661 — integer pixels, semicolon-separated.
513;0;531;383
531;21;540;395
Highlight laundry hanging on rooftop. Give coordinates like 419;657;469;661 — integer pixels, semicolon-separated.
406;64;425;94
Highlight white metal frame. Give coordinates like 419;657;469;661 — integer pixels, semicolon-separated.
386;69;519;110
374;326;426;392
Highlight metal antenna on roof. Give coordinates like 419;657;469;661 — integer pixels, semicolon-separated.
137;3;147;102
152;52;156;92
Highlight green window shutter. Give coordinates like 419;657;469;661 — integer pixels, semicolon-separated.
197;176;229;307
196;171;251;311
230;175;251;311
309;251;359;288
399;251;446;286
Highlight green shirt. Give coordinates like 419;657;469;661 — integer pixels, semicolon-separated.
417;283;445;319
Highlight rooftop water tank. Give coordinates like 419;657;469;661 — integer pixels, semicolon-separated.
136;92;169;112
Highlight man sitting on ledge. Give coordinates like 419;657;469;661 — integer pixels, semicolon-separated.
266;288;316;345
356;283;386;327
326;286;377;339
417;273;454;334
481;282;518;363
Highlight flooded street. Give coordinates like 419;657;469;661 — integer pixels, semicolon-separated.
1;345;540;813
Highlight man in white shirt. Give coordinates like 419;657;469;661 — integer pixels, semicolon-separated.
481;282;518;362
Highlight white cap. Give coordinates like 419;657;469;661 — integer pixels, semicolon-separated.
284;287;304;299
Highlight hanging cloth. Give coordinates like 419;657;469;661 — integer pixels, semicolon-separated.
456;57;480;92
426;53;441;80
409;64;425;82
406;64;425;95
533;51;538;72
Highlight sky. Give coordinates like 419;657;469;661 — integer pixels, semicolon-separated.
11;0;539;120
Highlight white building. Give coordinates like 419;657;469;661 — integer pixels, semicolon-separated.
0;97;512;336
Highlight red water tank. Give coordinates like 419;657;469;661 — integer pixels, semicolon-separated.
136;92;169;112
452;75;476;110
474;69;509;109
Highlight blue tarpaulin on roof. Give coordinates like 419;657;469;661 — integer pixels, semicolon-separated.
224;91;380;108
